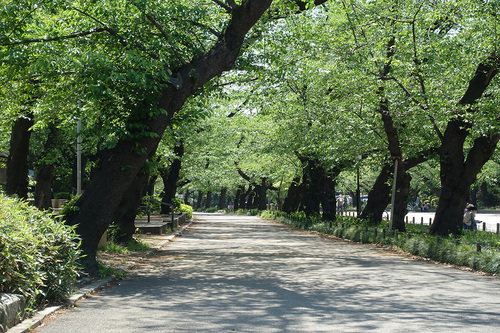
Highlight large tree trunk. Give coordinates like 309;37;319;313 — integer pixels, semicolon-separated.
254;178;268;210
234;186;242;210
113;171;150;244
64;0;274;273
6;113;34;199
205;191;213;210
195;190;203;210
391;161;411;232
218;187;227;210
301;158;323;217
282;176;303;213
33;163;55;209
321;174;337;221
431;124;500;235
431;54;500;235
359;163;392;224
245;185;254;209
239;185;247;209
160;142;184;213
34;123;61;209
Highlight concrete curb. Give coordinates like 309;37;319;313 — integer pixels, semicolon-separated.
8;219;194;333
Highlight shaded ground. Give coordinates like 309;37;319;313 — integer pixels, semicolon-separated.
97;233;173;272
34;213;500;333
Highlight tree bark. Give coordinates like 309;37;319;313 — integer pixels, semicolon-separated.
300;158;323;217
65;0;274;273
218;187;227;210
196;190;203;210
360;148;436;226
431;54;500;235
431;124;500;235
113;171;150;244
6;113;34;199
205;191;213;210
321;174;337;221
245;185;254;209
33;163;55;209
359;163;392;224
234;186;242;210
34;123;61;209
160;142;184;213
282;176;303;213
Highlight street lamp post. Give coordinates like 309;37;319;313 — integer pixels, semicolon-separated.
356;166;360;216
389;158;399;232
356;155;362;216
77;119;82;195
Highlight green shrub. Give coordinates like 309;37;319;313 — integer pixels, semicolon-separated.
0;194;81;310
177;203;193;219
171;198;182;210
60;195;81;217
263;210;500;275
206;207;218;213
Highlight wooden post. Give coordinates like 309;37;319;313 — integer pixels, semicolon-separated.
476;243;481;252
421;217;424;225
394;229;399;241
374;228;378;239
407;232;411;240
405;216;408;223
483;223;486;232
382;229;386;239
412;216;415;224
497;223;499;234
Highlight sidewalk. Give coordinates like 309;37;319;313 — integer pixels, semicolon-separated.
8;219;193;333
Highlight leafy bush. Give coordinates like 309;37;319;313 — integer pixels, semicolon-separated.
205;207;218;213
171;198;182;210
177;203;193;219
234;208;260;216
60;194;81;217
0;195;81;310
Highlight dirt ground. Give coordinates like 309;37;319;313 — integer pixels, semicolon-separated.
96;231;180;272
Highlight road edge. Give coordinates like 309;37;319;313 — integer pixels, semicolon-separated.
8;219;194;333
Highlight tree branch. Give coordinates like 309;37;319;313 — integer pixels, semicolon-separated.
71;7;127;46
145;14;187;65
211;0;233;13
2;28;107;46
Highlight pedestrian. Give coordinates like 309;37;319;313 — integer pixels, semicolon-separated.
463;204;482;230
337;196;345;213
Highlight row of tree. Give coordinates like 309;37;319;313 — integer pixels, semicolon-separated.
1;0;499;273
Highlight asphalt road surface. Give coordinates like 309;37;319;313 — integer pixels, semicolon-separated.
35;213;500;332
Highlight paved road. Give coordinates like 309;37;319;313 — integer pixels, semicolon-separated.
35;213;500;332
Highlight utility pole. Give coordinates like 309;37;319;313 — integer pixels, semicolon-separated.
77;119;82;195
389;158;399;232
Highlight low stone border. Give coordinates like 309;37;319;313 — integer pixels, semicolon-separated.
0;294;25;333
